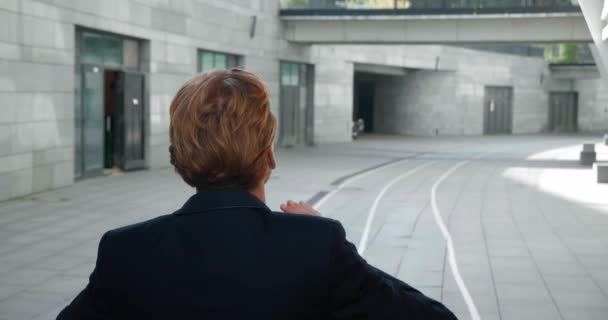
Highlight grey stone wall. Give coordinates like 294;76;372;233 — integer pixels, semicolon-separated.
0;0;309;201
314;44;606;137
576;79;608;132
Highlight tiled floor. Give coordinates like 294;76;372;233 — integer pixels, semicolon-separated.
1;135;607;320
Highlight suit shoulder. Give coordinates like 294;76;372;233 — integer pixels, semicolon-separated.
102;214;174;243
268;211;341;234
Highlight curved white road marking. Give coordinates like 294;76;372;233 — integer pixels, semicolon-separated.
314;154;482;320
431;161;481;320
313;159;410;210
357;161;435;255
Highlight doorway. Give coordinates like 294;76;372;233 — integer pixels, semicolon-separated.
76;29;147;178
548;92;578;133
80;66;146;177
483;86;513;135
353;80;375;133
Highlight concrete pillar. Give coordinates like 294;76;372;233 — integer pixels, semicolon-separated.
579;0;608;80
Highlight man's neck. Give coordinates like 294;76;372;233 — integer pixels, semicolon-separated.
248;183;266;203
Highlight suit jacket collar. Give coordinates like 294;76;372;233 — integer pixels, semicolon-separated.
174;189;271;215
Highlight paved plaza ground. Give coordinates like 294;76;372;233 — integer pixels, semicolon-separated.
1;134;608;320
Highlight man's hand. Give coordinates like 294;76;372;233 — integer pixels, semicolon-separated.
280;200;321;217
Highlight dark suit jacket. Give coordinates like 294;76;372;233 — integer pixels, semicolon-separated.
58;189;457;320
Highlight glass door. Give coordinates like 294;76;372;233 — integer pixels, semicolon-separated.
113;71;146;170
80;65;105;176
122;72;146;170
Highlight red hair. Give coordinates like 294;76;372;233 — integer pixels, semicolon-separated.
169;69;277;190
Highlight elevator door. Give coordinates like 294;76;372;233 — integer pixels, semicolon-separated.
80;65;105;176
113;72;146;170
484;86;513;135
549;92;578;133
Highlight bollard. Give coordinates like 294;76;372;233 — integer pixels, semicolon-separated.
580;143;596;166
598;163;608;183
583;143;596;152
604;133;608;146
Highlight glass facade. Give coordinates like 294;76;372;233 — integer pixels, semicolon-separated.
281;62;300;86
199;50;240;72
280;62;314;146
81;32;123;66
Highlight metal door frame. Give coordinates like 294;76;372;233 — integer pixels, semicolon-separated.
77;64;147;177
279;61;314;147
483;86;513;135
75;27;148;179
78;64;105;178
116;70;147;171
548;91;578;133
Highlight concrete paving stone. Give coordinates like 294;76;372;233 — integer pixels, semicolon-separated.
442;291;499;315
33;275;87;296
398;269;444;288
443;274;496;295
585;267;608;282
561;308;608;320
581;256;608;271
495;283;553;303
2;289;73;319
544;275;605;294
0;268;57;286
536;261;588;277
30;253;91;272
500;303;561;320
0;230;50;247
490;256;537;271
0;297;43;320
487;245;531;258
0;246;57;270
62;261;95;279
0;284;25;302
31;304;67;320
551;291;608;310
493;269;544;285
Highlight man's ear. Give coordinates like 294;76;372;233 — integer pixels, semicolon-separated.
267;147;276;170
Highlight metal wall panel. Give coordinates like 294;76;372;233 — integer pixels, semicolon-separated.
280;62;313;147
117;72;146;170
549;92;578;132
484;86;513;134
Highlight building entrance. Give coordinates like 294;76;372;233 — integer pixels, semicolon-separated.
353;80;375;133
76;30;146;178
548;92;578;133
483;86;513;135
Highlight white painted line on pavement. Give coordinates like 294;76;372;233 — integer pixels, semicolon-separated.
431;161;481;320
357;161;435;255
313;159;410;211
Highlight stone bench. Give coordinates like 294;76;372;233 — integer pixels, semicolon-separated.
598;163;608;183
580;143;596;166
